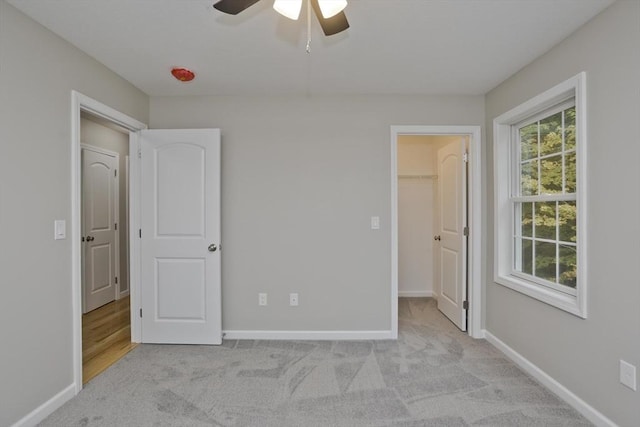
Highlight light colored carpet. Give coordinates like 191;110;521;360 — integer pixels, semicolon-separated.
40;298;592;426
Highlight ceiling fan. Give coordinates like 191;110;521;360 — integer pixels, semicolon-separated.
213;0;350;36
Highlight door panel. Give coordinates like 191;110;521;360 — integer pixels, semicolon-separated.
89;244;112;292
440;247;458;304
441;154;459;233
82;148;118;313
140;129;221;345
156;144;205;236
156;258;206;320
436;140;467;331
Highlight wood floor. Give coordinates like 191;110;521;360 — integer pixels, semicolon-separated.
82;296;137;384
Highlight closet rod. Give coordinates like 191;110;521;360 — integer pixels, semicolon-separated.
398;174;437;179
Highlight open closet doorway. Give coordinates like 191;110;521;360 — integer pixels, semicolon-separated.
80;112;134;383
397;135;469;328
391;126;483;339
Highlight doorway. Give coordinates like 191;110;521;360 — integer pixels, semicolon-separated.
71;91;147;392
71;92;222;390
391;126;483;339
397;135;467;307
80;113;134;382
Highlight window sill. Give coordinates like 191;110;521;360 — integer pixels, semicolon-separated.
494;273;586;318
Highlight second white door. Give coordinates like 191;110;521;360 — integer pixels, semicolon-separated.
436;139;467;331
82;147;118;313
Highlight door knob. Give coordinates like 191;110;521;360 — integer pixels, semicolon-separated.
208;244;217;252
86;236;95;242
434;235;441;241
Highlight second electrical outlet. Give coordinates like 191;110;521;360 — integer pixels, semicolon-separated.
259;293;267;306
289;293;299;306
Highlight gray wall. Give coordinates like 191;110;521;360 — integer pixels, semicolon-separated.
150;95;485;332
0;2;149;425
484;1;640;425
5;0;636;424
81;115;130;295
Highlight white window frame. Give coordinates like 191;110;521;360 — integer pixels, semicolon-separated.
493;72;587;318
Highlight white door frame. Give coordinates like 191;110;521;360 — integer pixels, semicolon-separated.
81;144;120;312
391;125;483;339
71;91;147;393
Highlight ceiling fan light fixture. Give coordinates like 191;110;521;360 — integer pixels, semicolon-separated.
273;0;303;20
318;0;347;19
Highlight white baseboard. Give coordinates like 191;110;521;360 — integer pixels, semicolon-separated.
483;331;616;427
223;330;394;340
11;383;75;427
398;290;434;298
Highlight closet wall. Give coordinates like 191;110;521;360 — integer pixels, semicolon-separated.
397;136;437;297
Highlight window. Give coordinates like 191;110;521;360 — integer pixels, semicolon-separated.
494;73;586;317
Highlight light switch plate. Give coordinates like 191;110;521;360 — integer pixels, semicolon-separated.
54;220;66;240
371;216;380;230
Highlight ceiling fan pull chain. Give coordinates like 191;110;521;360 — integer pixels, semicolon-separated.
306;0;312;53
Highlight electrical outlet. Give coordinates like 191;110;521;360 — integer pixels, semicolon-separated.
289;293;299;306
620;360;637;391
258;293;267;306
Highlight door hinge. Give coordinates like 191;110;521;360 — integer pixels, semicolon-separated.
138;149;141;159
463;152;469;163
115;222;118;231
463;226;469;236
114;169;117;177
115;276;118;284
139;229;142;238
139;308;142;318
463;301;469;310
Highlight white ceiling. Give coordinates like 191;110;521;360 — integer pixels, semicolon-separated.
8;0;614;97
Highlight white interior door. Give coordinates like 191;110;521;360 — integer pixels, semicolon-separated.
140;129;222;344
82;147;118;313
436;139;467;331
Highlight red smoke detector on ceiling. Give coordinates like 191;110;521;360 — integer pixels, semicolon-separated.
171;67;195;82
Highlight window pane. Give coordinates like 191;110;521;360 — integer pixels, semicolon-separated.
521;160;538;196
559;244;577;288
559;201;577;243
565;151;576;193
535;202;556;240
520;123;538;161
521;202;533;237
515;237;534;275
540;112;563;156
521;238;533;275
535;241;557;282
564;107;576;151
540;154;563;194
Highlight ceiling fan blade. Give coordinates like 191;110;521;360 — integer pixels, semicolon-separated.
310;0;349;36
213;0;263;15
